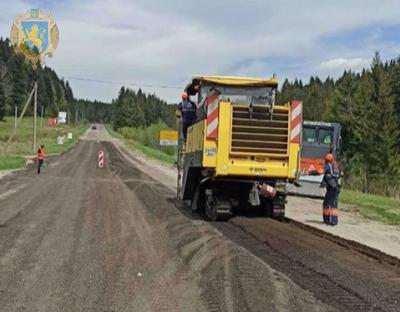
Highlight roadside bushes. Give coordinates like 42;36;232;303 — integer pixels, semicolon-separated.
119;121;176;156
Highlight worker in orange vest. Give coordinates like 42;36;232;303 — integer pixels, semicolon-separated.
321;153;340;225
37;144;45;174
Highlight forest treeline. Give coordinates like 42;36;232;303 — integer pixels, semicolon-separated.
278;52;400;196
111;86;176;131
0;37;112;123
0;35;175;131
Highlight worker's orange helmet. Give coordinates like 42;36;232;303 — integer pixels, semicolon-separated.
325;153;334;163
181;92;188;100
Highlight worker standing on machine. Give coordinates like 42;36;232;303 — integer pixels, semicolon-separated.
176;91;197;141
321;153;340;225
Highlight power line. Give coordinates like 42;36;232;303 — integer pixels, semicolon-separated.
62;76;183;90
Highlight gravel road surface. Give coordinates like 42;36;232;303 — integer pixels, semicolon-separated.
0;127;398;311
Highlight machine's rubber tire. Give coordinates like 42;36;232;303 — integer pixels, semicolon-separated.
205;194;218;221
261;197;273;217
272;208;285;221
272;193;286;221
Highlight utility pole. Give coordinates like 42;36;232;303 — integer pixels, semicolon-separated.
33;82;38;152
67;108;70;125
75;110;78;124
14;106;17;129
6;85;36;151
40;105;44;128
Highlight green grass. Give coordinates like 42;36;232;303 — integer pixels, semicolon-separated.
341;189;400;225
0;116;87;170
106;124;176;165
118;123;177;157
0;155;26;170
127;141;176;164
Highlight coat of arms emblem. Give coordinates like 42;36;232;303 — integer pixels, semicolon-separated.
10;9;59;66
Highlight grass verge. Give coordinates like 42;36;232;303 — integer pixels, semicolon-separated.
0;117;87;170
106;125;176;165
0;155;26;170
341;189;400;225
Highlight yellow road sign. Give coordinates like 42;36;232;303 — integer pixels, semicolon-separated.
160;130;178;146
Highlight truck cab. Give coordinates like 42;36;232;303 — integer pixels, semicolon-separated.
287;121;342;197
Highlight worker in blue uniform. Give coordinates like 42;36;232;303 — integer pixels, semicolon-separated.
176;92;197;140
321;153;340;225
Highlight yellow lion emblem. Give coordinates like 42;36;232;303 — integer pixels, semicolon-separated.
22;24;45;53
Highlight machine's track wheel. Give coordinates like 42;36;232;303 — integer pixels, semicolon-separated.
272;193;286;221
204;191;232;222
261;197;273;217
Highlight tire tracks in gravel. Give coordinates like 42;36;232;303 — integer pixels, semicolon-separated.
0;137;339;312
0;141;96;311
214;217;400;312
103;141;335;312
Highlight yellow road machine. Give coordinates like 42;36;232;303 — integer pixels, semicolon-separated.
177;76;302;221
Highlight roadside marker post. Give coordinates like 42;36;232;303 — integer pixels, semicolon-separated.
159;130;178;159
98;150;105;168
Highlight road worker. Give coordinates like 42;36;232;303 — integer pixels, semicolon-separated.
176;91;197;140
37;144;46;174
321;153;340;225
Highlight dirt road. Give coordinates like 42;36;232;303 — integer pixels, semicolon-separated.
0;128;399;311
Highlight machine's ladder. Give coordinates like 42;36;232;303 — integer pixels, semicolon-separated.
176;121;185;199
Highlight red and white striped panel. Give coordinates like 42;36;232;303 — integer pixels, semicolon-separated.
206;94;219;139
98;150;104;168
290;101;302;143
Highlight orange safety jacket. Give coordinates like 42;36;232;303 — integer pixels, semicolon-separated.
37;148;45;160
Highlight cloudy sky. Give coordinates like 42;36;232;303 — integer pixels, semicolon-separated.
1;0;400;103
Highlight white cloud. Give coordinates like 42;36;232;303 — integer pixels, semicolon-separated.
319;58;370;71
1;0;400;102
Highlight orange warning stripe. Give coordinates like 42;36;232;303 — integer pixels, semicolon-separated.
323;209;331;216
330;209;338;216
323;208;338;216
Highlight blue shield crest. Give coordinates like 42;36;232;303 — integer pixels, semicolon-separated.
21;21;49;54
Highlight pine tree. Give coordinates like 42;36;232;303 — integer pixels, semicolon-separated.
332;70;359;163
130;97;145;128
0;77;6;121
366;52;400;192
391;56;400;116
8;55;27;113
346;71;374;191
304;78;325;120
113;89;132;130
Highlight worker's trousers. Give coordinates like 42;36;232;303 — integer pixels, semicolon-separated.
323;186;339;225
182;122;192;140
37;159;43;174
